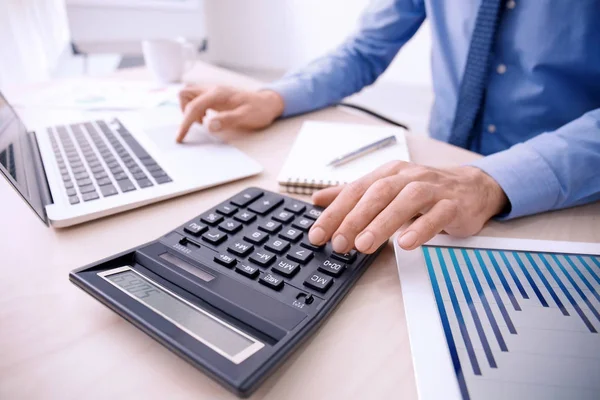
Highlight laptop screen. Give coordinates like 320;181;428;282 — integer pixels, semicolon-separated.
0;93;48;224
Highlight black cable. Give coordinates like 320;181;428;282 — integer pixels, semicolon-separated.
335;102;410;130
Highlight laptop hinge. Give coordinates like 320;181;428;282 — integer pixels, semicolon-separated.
27;130;53;221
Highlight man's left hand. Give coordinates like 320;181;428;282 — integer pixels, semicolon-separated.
308;161;508;253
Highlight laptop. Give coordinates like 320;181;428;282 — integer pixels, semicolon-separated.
0;92;262;227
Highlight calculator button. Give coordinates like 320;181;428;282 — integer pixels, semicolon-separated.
244;231;269;245
265;238;290;255
287;246;314;264
304;208;323;220
259;273;284;291
228;241;254;257
216;204;238;216
218;220;243;234
273;211;294;224
184;222;208;236
248;194;284;215
279;228;303;242
285;202;306;214
231;188;264;207
249;250;276;267
318;259;346;277
292;218;314;231
300;240;325;252
234;210;257;224
202;230;227;245
236;263;259;279
258;220;282;234
272;259;300;278
201;212;223;226
332;250;357;263
215;254;237;268
304;272;333;293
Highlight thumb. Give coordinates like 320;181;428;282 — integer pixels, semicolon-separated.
207;107;248;132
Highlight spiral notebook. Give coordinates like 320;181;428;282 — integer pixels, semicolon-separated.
278;121;410;194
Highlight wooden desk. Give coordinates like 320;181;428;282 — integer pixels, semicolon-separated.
1;63;598;400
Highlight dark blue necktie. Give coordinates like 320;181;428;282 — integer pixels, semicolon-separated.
448;0;505;149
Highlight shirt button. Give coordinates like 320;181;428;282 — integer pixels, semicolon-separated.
496;64;507;74
507;0;516;9
487;124;497;133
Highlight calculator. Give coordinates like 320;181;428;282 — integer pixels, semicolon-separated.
70;188;385;397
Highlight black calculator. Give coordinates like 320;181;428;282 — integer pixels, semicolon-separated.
70;188;385;397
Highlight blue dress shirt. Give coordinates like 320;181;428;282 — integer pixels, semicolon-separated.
266;0;600;219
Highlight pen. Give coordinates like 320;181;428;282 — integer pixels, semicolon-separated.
327;134;397;167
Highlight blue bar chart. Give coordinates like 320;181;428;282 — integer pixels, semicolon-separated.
423;246;600;400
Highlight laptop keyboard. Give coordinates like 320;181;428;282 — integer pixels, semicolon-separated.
48;119;172;205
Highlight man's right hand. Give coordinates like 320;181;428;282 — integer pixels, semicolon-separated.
177;85;285;143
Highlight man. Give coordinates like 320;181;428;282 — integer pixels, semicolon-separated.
176;0;600;255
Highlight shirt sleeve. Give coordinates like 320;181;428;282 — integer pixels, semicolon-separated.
471;108;600;219
264;0;426;117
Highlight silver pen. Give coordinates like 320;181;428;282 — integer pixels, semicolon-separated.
326;134;397;167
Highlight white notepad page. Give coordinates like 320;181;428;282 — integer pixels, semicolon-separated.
278;120;410;190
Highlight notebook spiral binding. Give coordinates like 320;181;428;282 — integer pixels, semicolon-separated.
278;177;346;195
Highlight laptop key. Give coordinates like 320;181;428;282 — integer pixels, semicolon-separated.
77;178;92;187
117;179;136;193
114;172;128;181
68;195;80;205
79;184;96;194
133;172;147;180
100;184;118;197
66;188;77;197
64;180;74;189
137;179;153;188
82;191;100;202
94;171;108;179
97;177;112;186
155;175;172;184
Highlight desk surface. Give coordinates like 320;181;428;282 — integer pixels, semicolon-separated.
1;63;598;400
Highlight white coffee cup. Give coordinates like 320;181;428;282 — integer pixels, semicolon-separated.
142;38;195;83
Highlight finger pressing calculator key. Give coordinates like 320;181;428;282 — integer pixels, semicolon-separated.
71;187;386;397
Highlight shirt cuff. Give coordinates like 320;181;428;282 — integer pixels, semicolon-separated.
469;144;561;220
263;78;314;118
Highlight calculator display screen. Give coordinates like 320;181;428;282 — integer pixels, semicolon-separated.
102;268;262;363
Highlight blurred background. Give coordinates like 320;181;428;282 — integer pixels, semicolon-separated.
0;0;434;132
